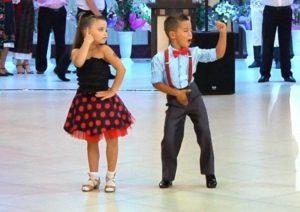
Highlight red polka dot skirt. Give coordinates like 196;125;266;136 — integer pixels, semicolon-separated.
64;93;134;142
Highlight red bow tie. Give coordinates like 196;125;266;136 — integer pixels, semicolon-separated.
173;48;189;58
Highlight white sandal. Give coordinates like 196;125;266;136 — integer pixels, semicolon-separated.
104;175;116;193
81;178;100;192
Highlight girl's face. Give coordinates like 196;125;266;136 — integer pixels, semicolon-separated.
88;19;108;44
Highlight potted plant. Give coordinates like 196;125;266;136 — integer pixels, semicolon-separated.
236;2;251;30
195;2;206;31
107;0;151;58
292;3;300;30
292;2;300;56
210;1;238;31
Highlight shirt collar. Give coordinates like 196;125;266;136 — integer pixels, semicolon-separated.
168;45;190;58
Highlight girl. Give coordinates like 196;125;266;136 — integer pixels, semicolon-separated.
13;0;34;74
63;15;134;193
0;0;15;76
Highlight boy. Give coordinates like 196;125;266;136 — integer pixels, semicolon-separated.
151;14;227;189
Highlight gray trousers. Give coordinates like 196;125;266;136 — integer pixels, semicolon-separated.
161;82;215;181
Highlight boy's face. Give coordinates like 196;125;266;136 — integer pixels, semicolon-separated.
88;19;108;44
170;20;193;49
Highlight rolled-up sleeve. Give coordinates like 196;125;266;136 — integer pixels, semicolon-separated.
194;47;217;63
151;54;165;84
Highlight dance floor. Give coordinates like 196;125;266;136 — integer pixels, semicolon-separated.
1;57;300;211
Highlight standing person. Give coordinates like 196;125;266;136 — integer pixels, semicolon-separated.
76;0;107;17
63;15;134;193
35;0;67;74
0;0;16;76
151;14;227;189
258;0;296;82
54;0;115;81
13;0;34;74
248;0;280;69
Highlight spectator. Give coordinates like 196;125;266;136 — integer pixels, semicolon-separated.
13;0;34;74
258;0;296;82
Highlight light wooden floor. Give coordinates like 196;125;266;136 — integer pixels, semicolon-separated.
1;57;300;211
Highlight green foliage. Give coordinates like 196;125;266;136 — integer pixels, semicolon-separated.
195;3;205;31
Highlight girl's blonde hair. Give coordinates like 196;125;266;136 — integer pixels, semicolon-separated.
72;15;106;49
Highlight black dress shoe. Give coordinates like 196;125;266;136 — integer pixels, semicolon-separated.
36;71;44;74
159;180;172;188
54;68;70;82
0;67;11;76
0;72;8;77
258;75;269;83
284;76;296;83
206;175;217;189
248;61;260;68
5;71;13;76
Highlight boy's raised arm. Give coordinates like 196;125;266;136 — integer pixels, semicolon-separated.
215;21;227;59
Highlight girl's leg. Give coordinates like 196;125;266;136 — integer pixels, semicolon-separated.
82;141;100;192
105;137;118;193
0;48;13;75
106;137;118;172
0;51;5;75
87;141;100;172
16;59;24;74
23;59;33;74
1;47;8;66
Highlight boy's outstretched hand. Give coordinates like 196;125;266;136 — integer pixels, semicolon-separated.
215;21;227;33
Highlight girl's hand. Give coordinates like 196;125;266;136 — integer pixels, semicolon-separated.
84;28;94;45
95;89;116;100
215;21;227;33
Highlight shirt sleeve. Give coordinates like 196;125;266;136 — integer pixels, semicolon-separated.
194;47;217;63
151;53;165;84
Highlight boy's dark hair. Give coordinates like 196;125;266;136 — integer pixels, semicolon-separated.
164;14;190;38
73;15;106;49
